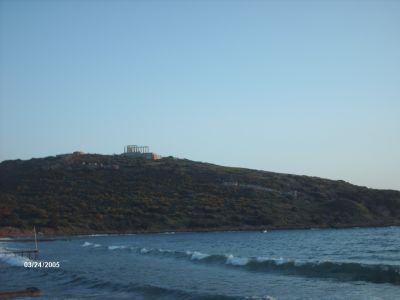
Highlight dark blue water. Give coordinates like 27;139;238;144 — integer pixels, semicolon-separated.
1;227;400;299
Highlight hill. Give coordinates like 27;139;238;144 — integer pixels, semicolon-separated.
1;153;399;235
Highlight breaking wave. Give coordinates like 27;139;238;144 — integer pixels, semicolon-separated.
134;247;400;285
0;246;34;267
80;243;400;285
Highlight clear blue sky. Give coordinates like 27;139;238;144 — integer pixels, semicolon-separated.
0;0;399;190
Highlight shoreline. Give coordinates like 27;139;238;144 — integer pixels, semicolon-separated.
1;222;399;238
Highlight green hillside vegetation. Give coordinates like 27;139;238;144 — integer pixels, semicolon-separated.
1;153;399;234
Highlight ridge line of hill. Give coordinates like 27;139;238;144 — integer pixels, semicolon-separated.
1;153;399;235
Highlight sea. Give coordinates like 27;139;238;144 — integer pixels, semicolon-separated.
0;226;399;300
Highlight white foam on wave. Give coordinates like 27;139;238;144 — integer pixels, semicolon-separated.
190;251;209;260
108;245;126;250
0;247;33;267
0;254;31;267
226;254;250;266
76;234;112;237
82;241;102;248
255;256;269;263
88;234;111;237
158;248;173;253
256;256;293;266
245;296;277;300
138;247;174;254
275;257;288;265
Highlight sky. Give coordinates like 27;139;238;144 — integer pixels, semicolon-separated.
0;0;399;190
